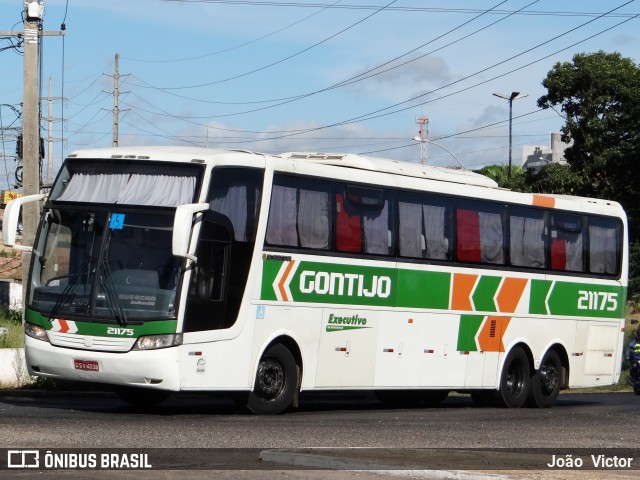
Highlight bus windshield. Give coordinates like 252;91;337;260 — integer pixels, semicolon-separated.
30;208;181;322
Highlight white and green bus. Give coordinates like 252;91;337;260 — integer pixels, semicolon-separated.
3;147;627;413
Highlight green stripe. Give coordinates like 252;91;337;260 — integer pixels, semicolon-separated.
529;280;552;315
472;276;501;312
25;309;178;337
396;270;450;309
260;258;624;319
288;261;397;307
260;259;281;301
457;315;484;351
547;282;624;318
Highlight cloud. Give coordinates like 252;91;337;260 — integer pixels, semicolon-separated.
612;33;638;46
345;53;454;100
469;104;506;128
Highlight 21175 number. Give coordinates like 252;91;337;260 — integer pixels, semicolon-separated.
577;290;618;312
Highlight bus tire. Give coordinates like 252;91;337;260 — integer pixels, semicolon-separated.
495;347;530;408
247;344;298;415
528;350;562;408
115;386;170;408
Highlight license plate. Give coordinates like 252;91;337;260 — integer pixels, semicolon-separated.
74;359;100;372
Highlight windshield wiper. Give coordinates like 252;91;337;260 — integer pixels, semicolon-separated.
100;233;128;326
50;259;92;318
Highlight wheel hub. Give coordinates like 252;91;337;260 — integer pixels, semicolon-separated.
539;363;558;394
256;358;284;399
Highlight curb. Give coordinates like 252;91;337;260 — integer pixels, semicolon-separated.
259;450;516;479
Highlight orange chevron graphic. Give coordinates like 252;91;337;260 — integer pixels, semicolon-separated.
451;273;477;311
496;277;528;313
59;319;70;333
478;316;511;352
278;260;296;302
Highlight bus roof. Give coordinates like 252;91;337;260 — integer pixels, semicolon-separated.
280;152;499;188
64;146;624;217
67;146;498;189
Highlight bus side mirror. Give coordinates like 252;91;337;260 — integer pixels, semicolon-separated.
172;203;209;262
2;194;46;250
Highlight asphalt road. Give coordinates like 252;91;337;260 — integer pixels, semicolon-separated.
0;390;639;479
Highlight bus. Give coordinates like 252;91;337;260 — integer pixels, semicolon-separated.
3;146;627;414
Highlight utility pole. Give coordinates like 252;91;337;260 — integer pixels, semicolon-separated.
0;2;64;244
43;76;64;187
493;91;528;178
106;53;128;147
21;2;41;247
414;116;429;165
1;1;64;291
113;53;120;147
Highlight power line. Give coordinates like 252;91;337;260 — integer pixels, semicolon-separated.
115;6;636;152
159;0;639;18
123;0;345;63
122;0;630;129
128;0;399;90
123;0;517;105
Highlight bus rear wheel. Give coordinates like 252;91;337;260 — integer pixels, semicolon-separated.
495;347;530;408
246;344;298;415
528;350;562;408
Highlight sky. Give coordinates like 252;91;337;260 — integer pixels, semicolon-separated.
1;0;639;190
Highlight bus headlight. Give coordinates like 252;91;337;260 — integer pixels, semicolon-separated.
133;334;182;351
25;323;49;342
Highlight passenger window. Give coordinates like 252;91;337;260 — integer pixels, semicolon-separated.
336;185;391;255
510;208;546;269
398;194;451;260
589;217;620;275
457;202;505;265
550;213;584;272
335;192;362;253
209;168;263;242
266;176;331;250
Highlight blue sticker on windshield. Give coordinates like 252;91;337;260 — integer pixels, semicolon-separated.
109;213;125;230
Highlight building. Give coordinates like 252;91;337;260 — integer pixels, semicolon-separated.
521;132;571;171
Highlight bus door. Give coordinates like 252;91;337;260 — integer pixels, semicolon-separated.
183;217;232;332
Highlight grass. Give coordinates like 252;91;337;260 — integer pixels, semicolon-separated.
0;309;23;349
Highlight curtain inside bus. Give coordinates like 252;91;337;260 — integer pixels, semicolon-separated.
56;173;196;207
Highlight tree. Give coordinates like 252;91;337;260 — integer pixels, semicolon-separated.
537;50;640;237
538;51;640;299
524;163;584;196
478;165;530;191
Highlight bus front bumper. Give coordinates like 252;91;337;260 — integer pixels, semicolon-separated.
24;335;181;391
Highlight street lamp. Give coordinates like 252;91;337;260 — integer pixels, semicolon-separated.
413;137;467;169
493;91;528;178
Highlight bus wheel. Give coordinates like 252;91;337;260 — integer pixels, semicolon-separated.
115;386;170;408
247;344;298;415
528;350;561;408
495;347;530;408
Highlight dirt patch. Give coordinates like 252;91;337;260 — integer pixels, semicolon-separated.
0;241;22;280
